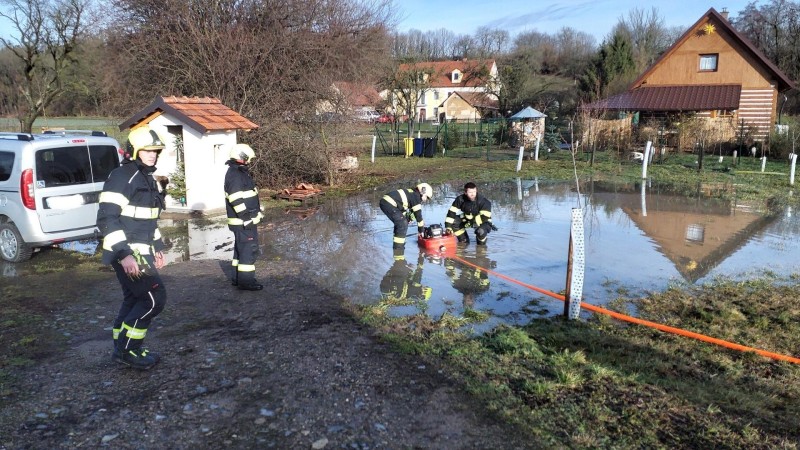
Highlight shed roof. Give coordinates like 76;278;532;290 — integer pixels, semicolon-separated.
119;96;259;133
587;84;742;111
440;91;499;109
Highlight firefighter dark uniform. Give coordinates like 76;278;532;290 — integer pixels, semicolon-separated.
97;126;168;370
379;183;432;249
445;248;494;309
224;144;264;290
379;250;431;302
445;192;493;245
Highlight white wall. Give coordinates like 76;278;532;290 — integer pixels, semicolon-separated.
147;115;236;212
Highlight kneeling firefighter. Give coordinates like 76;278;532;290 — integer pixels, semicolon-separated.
225;143;265;291
379;183;433;249
445;182;495;245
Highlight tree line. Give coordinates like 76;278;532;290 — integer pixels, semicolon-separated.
0;0;797;187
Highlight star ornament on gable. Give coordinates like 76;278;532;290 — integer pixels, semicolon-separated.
702;23;716;35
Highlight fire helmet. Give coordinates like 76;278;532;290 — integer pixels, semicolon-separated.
229;143;256;164
126;126;165;160
417;182;433;201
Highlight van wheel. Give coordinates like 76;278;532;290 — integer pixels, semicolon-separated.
0;223;33;262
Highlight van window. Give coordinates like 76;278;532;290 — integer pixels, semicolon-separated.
89;145;120;182
36;145;119;186
36;146;92;186
0;151;13;182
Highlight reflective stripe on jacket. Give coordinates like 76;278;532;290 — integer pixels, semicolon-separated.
381;188;424;228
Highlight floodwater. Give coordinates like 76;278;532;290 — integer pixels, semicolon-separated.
5;180;800;328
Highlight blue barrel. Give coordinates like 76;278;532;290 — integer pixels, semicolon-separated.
413;138;423;156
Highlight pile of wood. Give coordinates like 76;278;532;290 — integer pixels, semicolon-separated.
276;183;323;203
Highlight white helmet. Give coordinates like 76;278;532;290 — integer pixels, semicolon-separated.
229;143;256;164
417;182;433;201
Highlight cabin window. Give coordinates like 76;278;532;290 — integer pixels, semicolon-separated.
699;54;718;71
711;109;734;118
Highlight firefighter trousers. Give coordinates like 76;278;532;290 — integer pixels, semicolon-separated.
111;253;167;352
232;226;259;286
380;199;409;248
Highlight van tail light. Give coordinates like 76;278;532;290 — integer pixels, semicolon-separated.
21;168;35;210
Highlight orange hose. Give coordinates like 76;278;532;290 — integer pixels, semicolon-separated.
447;253;800;365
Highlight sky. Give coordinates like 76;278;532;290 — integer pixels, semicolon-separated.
396;0;755;43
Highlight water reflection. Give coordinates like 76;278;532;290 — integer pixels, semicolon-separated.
5;180;800;331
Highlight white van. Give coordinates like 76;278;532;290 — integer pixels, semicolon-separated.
0;130;123;262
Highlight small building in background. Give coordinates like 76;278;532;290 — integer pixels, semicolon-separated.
439;92;499;123
119;96;258;212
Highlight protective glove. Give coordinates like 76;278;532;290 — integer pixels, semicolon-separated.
243;221;257;230
490;224;499;232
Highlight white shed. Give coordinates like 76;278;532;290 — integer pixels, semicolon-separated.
119;96;258;212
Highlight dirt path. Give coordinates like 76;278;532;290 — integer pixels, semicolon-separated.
0;252;532;449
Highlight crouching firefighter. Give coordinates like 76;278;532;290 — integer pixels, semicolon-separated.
225;144;264;291
97;125;168;370
445;182;496;245
379;183;433;249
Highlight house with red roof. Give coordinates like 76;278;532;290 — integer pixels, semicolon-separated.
589;8;794;149
120;96;258;212
388;59;500;123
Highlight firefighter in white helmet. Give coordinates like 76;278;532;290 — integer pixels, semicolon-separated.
379;182;432;249
97;125;168;370
224;143;264;290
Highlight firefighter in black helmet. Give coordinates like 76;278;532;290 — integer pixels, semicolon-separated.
225;143;264;291
380;182;432;249
97;125;168;370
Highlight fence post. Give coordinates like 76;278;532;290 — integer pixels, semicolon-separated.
790;154;797;186
516;146;524;172
761;156;767;172
564;208;585;320
534;136;540;161
371;135;376;163
642;140;652;179
516;177;522;201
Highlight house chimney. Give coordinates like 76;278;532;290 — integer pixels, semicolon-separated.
720;7;729;20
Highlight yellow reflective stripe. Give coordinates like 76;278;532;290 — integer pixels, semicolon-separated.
153;228;162;240
448;206;460;213
480;210;492;217
232;259;239;266
130;243;151;255
445;217;455;224
233;203;247;213
417;220;425;228
121;205;160;219
398;189;409;209
103;230;127;250
99;191;129;207
122;323;147;340
475;216;484;226
237;264;256;272
227;189;257;201
393;236;405;244
393;254;405;261
228;218;244;225
411;204;421;212
382;194;397;207
112;328;120;340
454;228;466;236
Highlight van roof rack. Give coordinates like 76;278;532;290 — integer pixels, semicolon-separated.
42;130;108;137
0;132;34;141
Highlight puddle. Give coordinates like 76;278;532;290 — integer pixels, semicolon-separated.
5;179;800;330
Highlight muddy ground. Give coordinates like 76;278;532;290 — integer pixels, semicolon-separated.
0;223;533;449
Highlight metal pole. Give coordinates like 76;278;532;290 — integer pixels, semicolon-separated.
790;154;797;186
371;135;376;163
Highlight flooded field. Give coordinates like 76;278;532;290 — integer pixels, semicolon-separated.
5;179;800;328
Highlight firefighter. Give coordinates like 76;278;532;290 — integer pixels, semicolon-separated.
444;246;495;310
97;125;168;370
379;183;432;249
445;182;496;245
224;143;264;291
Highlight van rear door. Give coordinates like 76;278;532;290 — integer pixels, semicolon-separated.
34;143;120;233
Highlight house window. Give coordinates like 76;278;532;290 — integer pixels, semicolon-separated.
452;71;461;83
711;109;735;118
433;91;439;100
699;54;718;71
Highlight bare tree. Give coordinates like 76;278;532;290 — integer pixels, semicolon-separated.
0;0;88;132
